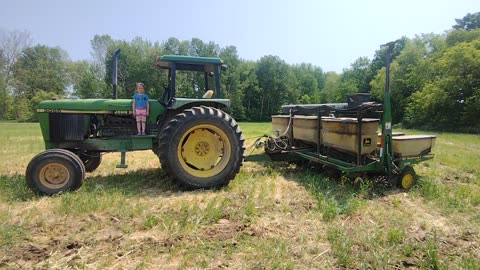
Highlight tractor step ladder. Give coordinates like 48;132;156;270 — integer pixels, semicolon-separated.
116;151;128;168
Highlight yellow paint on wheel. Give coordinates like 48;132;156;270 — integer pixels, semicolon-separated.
39;162;70;189
178;124;231;178
401;173;414;189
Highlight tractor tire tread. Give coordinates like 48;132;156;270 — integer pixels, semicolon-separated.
26;149;85;195
157;106;245;189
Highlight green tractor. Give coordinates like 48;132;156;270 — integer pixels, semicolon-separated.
26;50;245;195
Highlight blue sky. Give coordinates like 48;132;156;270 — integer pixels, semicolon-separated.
0;0;478;72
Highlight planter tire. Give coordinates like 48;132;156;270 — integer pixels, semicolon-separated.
397;166;417;190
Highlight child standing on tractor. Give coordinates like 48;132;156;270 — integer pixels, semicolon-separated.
132;82;149;135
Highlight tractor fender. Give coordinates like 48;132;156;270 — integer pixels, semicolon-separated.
170;98;230;110
174;101;228;111
157;99;230;128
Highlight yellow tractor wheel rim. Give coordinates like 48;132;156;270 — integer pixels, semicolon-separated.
401;173;414;189
39;162;70;189
177;124;231;178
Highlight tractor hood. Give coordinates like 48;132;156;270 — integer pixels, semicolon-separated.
36;98;229;114
37;99;135;113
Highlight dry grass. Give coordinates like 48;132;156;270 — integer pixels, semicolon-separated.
0;121;479;269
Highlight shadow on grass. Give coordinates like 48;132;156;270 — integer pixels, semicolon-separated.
83;168;183;197
0;168;188;202
1;161;409;206
256;161;405;220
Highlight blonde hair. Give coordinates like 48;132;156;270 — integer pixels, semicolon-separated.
136;82;144;88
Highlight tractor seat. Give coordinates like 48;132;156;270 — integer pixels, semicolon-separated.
202;90;214;98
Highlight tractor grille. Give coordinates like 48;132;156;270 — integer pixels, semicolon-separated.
49;113;86;141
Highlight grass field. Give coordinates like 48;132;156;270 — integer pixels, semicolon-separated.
0;121;479;269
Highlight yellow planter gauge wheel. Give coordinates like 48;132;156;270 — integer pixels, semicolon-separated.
398;166;417;190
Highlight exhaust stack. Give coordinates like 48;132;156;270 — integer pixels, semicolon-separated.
111;49;121;99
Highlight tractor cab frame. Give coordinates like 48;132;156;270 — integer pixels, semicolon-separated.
154;55;227;108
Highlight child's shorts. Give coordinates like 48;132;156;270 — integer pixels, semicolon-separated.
135;107;147;122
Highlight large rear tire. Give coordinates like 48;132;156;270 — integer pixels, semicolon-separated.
26;149;85;195
158;106;245;189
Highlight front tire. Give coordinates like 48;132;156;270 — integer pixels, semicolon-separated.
26;149;85;195
158;106;245;189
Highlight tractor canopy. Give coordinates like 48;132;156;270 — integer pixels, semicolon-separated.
154;55;225;72
154;55;227;106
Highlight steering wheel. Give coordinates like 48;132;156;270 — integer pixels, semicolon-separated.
159;84;171;107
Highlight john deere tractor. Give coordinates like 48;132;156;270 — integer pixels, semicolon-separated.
26;49;245;195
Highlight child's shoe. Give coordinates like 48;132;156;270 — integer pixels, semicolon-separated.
137;132;142;136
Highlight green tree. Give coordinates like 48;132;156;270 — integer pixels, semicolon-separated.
162;37;189;55
404;39;480;131
341;56;371;93
446;28;480;47
13;45;69;98
370;36;443;124
105;37;164;99
403;83;446;130
0;30;32;87
70;60;109;98
368;37;408;87
289;63;324;104
219;46;245;119
0;30;32;119
328;57;373;105
90;34;113;81
12;45;69;120
240;61;261;121
453;12;480;30
0;71;8;119
189;38;219;57
12;94;31;121
320;71;341;103
13;43;69;121
255;55;289;120
463;88;480;132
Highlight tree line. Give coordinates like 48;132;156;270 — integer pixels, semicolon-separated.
1;12;479;132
